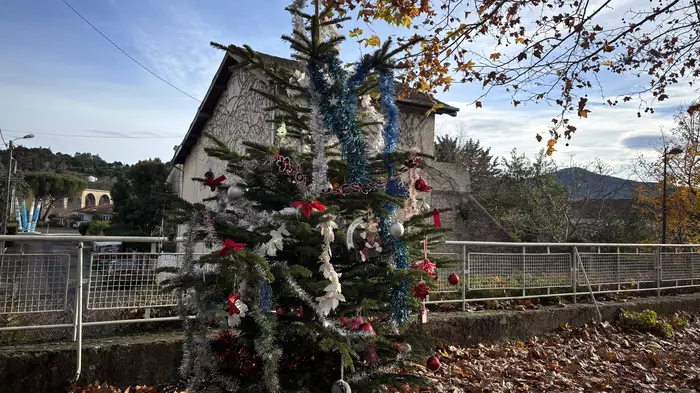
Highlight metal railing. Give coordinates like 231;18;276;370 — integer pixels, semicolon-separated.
1;236;700;383
424;241;700;322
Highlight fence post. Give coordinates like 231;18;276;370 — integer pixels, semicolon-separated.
522;246;526;297
462;245;467;311
572;246;577;304
73;241;84;383
656;246;662;297
616;247;621;292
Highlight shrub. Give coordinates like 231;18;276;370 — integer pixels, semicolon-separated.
87;220;110;235
668;313;689;330
619;309;673;338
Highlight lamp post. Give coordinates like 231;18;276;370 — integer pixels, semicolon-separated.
662;146;683;244
1;133;34;254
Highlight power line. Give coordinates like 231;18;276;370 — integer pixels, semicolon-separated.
2;129;182;139
60;0;202;103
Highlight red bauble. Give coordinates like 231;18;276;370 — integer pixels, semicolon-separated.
426;356;441;371
359;322;375;335
448;273;460;286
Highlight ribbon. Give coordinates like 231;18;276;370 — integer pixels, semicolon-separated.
433;208;441;229
205;175;226;191
219;238;246;257
415;238;438;280
291;200;326;218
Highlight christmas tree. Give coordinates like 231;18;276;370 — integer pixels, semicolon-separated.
166;1;450;392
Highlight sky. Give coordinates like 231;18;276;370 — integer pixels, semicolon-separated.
0;0;696;179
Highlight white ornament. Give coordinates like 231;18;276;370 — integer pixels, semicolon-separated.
360;94;372;109
264;223;290;257
227;185;244;200
389;221;405;238
277;121;288;139
329;97;339;106
332;380;352;393
420;202;431;214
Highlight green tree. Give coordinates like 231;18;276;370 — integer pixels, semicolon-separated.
110;159;173;236
435;130;500;209
24;172;88;220
166;3;447;392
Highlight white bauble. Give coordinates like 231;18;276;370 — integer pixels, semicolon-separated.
389;221;405;238
331;380;352;393
227;185;244;200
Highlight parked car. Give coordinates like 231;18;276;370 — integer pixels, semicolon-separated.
105;260;145;288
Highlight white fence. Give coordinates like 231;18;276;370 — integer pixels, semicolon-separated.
425;242;700;317
1;236;699;382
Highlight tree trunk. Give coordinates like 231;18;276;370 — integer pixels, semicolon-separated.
40;198;57;221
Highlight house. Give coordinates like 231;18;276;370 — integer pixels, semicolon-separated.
50;188;112;214
73;203;114;222
169;49;512;250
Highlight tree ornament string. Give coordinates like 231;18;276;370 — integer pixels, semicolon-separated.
317;219;345;316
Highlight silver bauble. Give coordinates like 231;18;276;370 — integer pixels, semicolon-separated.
420;202;431;213
322;181;333;190
331;380;352;393
389;221;405;238
227;185;244;200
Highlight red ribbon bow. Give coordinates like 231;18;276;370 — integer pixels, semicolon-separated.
291;200;326;218
205;175;227;191
433;208;441;229
415;178;432;192
219;239;246;257
412;282;430;300
228;292;242;315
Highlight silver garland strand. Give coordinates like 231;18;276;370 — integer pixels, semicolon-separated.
308;97;330;196
346;344;413;384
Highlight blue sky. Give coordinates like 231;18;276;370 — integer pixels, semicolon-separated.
0;0;694;178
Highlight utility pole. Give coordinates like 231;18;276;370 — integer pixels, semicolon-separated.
1;133;34;254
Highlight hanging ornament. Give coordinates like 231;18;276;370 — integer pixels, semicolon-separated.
346;216;365;250
405;156;422;168
416;258;438;280
412;282;430;300
227;292;248;327
359;322;375;335
426;356;441;371
389;221;404;238
414;178;432;192
432;208;442;228
204;171;226;192
264;223;290;256
227;185;244;200
331;380;352;393
448;273;461;286
419;201;431;214
360;233;382;262
277;121;288;139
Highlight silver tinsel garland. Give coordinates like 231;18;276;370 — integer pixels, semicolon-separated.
308;99;330;196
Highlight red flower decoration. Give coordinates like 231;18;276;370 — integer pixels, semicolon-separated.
412;282;430;300
416;258;438;280
291;200;326;218
219;239;246;257
204;174;227;191
228;292;243;315
414;178;432;192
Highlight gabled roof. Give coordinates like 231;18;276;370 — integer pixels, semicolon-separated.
172;50;459;165
75;204;114;214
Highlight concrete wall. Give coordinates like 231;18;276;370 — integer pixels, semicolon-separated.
4;294;700;392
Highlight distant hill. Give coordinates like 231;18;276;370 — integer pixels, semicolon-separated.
0;146;127;189
555;167;654;200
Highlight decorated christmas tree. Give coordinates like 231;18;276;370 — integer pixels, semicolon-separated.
166;1;450;392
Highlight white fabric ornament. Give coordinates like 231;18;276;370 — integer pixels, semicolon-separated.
277;121;288;139
264;223;290;256
390;221;405;238
227;297;248;327
227;185;244;200
316;219;344;316
332;380;352;393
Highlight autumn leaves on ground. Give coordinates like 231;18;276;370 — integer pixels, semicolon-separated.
75;311;700;393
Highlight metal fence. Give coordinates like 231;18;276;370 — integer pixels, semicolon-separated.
425;242;700;316
1;236;700;383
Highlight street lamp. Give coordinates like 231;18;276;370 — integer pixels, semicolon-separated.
1;132;34;254
662;146;683;244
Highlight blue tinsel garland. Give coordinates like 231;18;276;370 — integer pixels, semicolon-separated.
307;53;371;185
377;69;412;326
